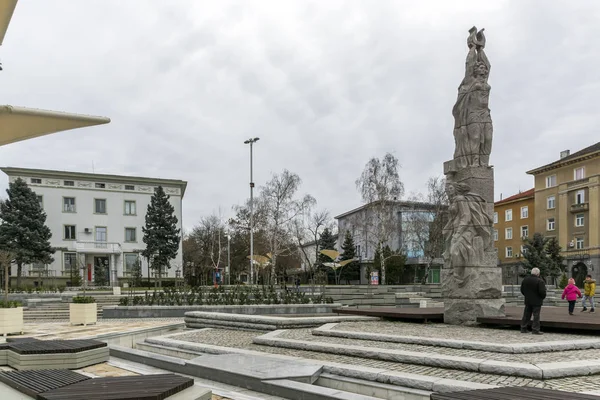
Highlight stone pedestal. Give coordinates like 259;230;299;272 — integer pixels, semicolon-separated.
443;162;505;325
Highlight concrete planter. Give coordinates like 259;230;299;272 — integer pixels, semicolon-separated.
103;303;342;319
0;307;23;336
69;303;97;326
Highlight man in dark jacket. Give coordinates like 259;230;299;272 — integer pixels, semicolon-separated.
520;267;546;335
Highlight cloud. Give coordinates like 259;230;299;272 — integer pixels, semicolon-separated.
1;0;599;229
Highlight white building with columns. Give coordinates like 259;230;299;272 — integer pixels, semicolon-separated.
1;167;187;287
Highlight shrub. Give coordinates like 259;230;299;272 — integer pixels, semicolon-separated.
559;273;569;289
0;300;22;308
72;296;96;304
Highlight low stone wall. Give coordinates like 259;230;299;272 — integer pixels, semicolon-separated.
103;303;342;319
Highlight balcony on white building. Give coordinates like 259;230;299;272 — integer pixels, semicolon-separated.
75;241;122;254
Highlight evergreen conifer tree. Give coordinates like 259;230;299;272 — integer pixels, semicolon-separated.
0;178;54;288
142;186;181;287
317;228;336;284
339;230;359;284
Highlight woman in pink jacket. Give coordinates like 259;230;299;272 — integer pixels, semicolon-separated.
562;278;582;315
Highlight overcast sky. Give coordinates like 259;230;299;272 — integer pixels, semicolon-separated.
1;0;599;230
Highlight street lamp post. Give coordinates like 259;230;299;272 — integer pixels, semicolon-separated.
244;137;260;284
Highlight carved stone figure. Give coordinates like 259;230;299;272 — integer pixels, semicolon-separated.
452;26;492;168
443;182;492;268
442;27;504;325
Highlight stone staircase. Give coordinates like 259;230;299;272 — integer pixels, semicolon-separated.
502;285;568;307
322;284;444;309
24;295;122;320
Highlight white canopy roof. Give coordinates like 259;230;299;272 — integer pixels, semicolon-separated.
0;105;110;146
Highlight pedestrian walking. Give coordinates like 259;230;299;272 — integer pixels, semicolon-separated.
562;278;582;315
520;268;546;335
581;275;596;313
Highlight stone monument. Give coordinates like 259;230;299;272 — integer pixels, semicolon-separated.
442;27;505;325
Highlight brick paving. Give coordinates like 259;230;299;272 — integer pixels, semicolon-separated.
279;328;600;363
175;328;600;393
333;320;595;343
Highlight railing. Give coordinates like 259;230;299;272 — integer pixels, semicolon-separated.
570;202;589;213
75;241;122;253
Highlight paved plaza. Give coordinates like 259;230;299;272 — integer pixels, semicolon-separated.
174;321;600;394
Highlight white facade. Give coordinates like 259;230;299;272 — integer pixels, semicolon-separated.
1;167;187;286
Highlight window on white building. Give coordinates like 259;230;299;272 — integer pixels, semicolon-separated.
124;253;139;274
576;237;584;250
547;196;556;209
575;190;585;204
95;183;105;188
124;200;136;215
64;225;76;240
505;209;512;222
547;218;555;231
493;229;498;241
521;225;529;238
63;197;76;212
30;178;41;184
493;212;498;224
64;180;74;186
125;228;137;242
575;213;584;227
574;167;585;180
63;252;78;274
36;195;43;209
505;228;513;240
125;185;135;191
520;206;528;219
506;247;513;258
546;175;557;188
95;199;107;214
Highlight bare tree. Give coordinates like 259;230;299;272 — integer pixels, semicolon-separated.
188;213;227;285
0;250;14;303
404;177;448;283
355;153;404;284
292;209;331;281
259;170;315;284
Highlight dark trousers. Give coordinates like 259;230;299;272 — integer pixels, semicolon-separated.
521;305;541;333
568;300;576;314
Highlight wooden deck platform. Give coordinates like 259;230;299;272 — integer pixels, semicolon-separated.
334;307;444;322
431;386;599;399
478;306;600;331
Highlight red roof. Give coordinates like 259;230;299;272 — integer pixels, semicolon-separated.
495;188;535;206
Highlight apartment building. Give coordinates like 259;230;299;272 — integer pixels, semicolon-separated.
335;200;444;284
1;167;187;287
526;142;600;281
493;189;535;283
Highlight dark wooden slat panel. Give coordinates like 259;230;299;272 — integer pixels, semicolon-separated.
478;306;600;331
8;339;106;354
431;386;600;399
38;374;194;400
334;307;444;321
0;369;89;398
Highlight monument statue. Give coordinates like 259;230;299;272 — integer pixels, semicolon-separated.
452;27;492;169
442;27;505;325
444;182;492;268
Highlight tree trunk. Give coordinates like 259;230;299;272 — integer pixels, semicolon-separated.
4;264;8;304
158;264;162;288
17;262;22;289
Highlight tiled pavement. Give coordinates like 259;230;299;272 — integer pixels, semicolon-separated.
175;326;600;393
